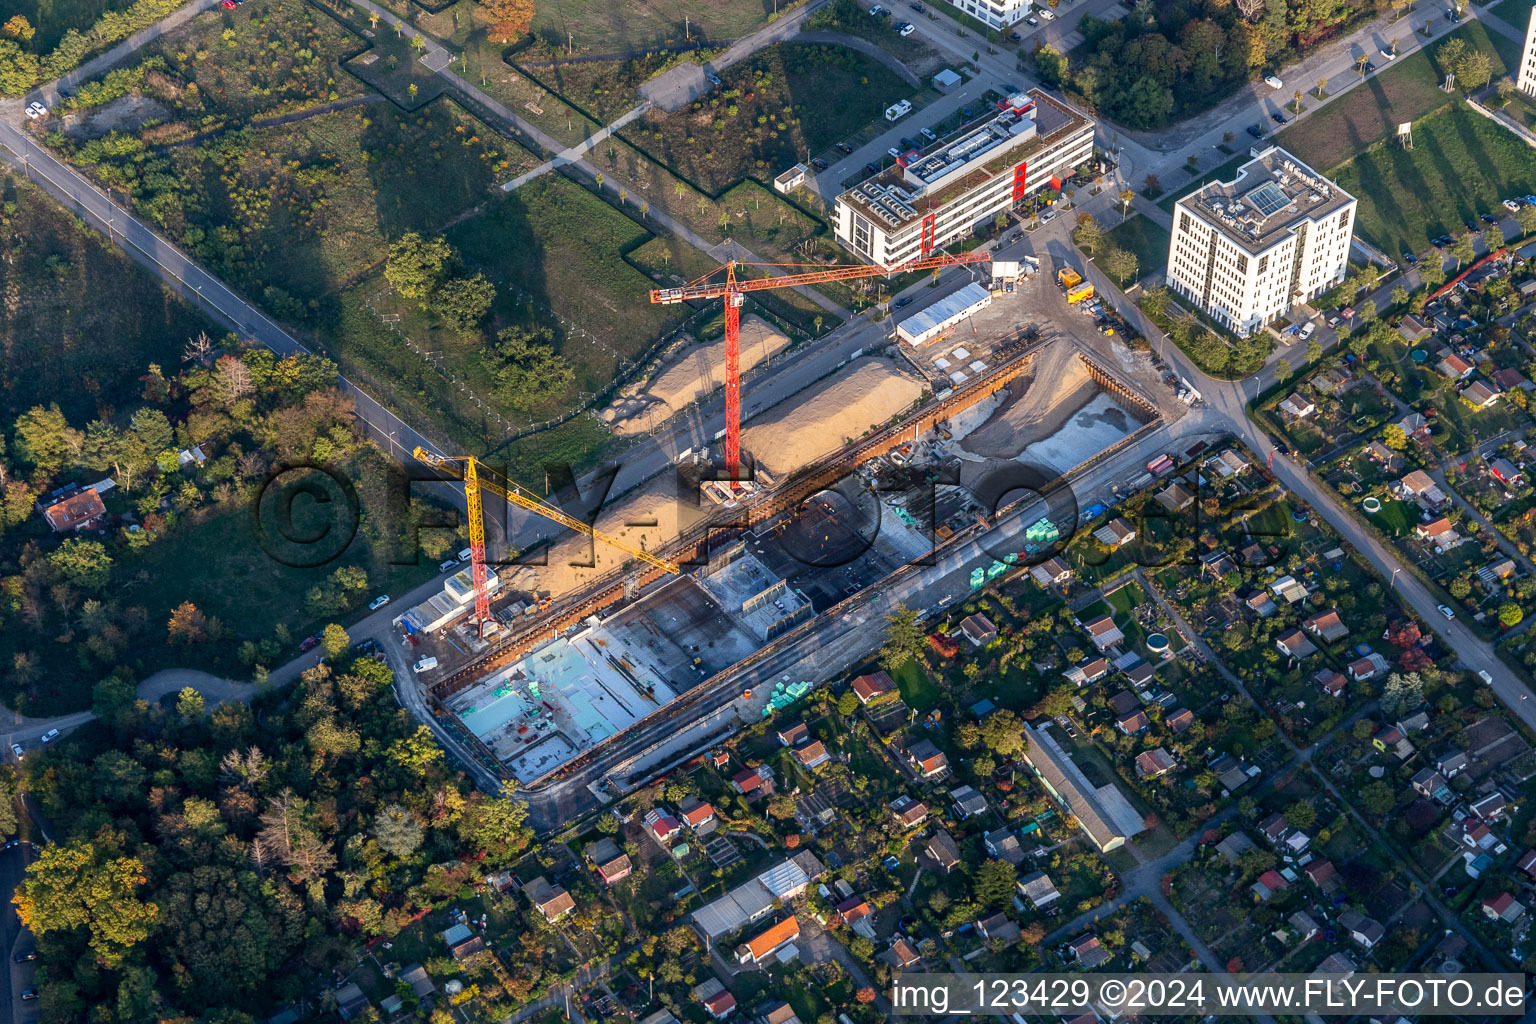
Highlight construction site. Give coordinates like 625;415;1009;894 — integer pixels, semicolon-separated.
395;252;1177;792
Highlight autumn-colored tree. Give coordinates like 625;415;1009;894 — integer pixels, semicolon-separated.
482;0;535;42
14;833;159;967
856;988;877;1004
167;601;208;644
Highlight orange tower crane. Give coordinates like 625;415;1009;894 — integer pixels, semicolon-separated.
413;447;680;637
649;251;994;484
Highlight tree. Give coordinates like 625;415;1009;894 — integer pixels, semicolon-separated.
13;403;80;471
48;538;112;589
1284;800;1317;829
1381;424;1407;450
1518;203;1536;239
129;407;174;456
1451;233;1475;270
973;859;1016;908
1305;338;1323;364
489;326;576;414
1359;780;1394;816
1420;258;1446;289
374;804;426;858
14;835;159;967
482;0;535;42
460;780;533;860
0;40;39;97
1074;215;1102;255
1485;221;1504;251
387;725;447;779
433;274;496;335
385;232;454;300
1457;50;1492;90
979;709;1026;758
1102;246;1138;286
321;623;350;660
1356;299;1377;324
1391;285;1409;308
167;601;208;644
1118;189;1135;222
2;15;35;42
1499;602;1523;628
878;604;925;672
1381;671;1424;715
176;687;206;720
836;691;860;717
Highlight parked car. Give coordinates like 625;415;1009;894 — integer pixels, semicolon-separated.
888;147;903;159
439;559;458;572
369;595;391;611
1327;314;1342;327
220;0;235;8
1401;251;1418;264
900;137;918;150
1481;213;1498;224
899;21;916;34
1038;7;1055;18
1438;604;1456;619
13;951;37;963
20;991;37;1002
299;634;321;652
8;743;20;760
865;162;880;175
24;101;46;120
921;127;936;140
1264;74;1283;89
1432;234;1453;247
811;157;828;169
1040;208;1057;223
39;729;59;744
1024;14;1038;24
869;4;884;14
1247;123;1266;138
909;1;925;9
1380;47;1395;59
1363;61;1376;73
836;142;853;154
704;71;722;86
895;295;914;308
1298;322;1315;340
1503;198;1522;211
1271;111;1288;124
1008;30;1022;41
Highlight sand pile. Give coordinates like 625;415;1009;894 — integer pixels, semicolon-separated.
514;487;713;599
961;340;1097;460
604;316;790;435
740;357;925;479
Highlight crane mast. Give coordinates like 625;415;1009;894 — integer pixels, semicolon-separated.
649;250;993;485
413;447;680;636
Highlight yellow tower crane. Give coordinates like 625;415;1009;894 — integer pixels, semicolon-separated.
413;447;680;636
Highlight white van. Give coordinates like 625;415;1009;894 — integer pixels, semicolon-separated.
458;547;473;562
885;99;912;121
413;656;439;674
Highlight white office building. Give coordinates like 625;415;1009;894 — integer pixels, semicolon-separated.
833;90;1094;266
946;0;1034;28
1165;146;1356;337
1517;6;1536;97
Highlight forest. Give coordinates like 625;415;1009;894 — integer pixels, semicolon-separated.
1033;0;1385;129
15;654;533;1021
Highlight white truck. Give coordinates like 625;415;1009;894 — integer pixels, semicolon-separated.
413;656;439;674
885;99;912;121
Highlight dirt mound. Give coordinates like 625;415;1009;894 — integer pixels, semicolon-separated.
604;315;790;435
740;357;925;479
961;340;1096;459
514;487;712;599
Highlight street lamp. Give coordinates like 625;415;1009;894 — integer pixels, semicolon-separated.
1390;567;1400;589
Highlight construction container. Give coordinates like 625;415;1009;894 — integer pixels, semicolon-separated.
1065;283;1095;304
1057;266;1082;289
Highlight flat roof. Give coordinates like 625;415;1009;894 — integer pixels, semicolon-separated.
836;90;1091;230
897;282;993;342
1177;146;1355;255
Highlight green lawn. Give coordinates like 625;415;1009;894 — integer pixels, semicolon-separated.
621;41;915;192
1490;0;1536;34
1105;214;1172;278
1273;21;1512;171
1330;101;1536;258
889;658;941;710
524;0;789;52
